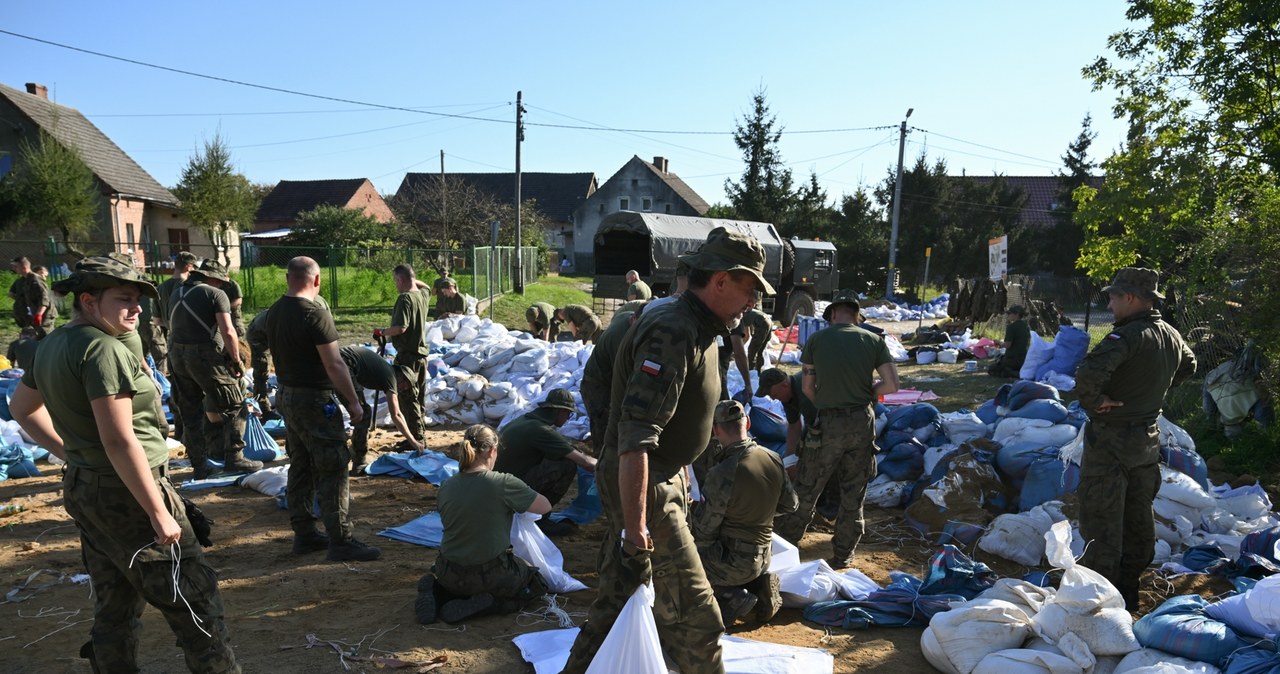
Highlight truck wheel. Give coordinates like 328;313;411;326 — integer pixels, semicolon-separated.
785;291;815;326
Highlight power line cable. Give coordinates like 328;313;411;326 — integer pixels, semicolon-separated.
88;102;509;118
910;126;1060;165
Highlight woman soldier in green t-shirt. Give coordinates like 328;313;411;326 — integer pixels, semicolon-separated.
415;424;552;624
10;256;241;673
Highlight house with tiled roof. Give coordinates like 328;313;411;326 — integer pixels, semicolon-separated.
395;171;597;251
0;82;240;268
253;178;393;234
571;156;710;273
966;175;1103;230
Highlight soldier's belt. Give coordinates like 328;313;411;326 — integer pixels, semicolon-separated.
720;536;767;554
67;462;168;486
819;404;873;417
437;553;508;574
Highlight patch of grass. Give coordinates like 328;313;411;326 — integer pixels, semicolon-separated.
486;276;593;329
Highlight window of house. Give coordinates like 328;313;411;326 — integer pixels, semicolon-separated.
619;197;630;210
168;228;190;258
126;223;135;250
665;204;671;214
631;179;638;188
642;197;652;211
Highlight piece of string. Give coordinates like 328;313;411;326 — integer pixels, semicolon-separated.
129;541;212;638
515;594;584;628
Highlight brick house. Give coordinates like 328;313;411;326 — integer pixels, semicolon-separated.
0;82;239;269
571;156;709;273
253;178;394;234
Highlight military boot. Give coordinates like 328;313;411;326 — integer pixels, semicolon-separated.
221;412;263;474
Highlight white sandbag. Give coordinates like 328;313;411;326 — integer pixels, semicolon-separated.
584;583;665;674
1024;633;1097;672
1112;647;1220;673
478;320;508;339
922;598;1036;674
459;353;484;373
513;337;541;353
1032;521;1139;657
875;410;888;437
510;512;587;593
484;400;519;421
458;314;482;331
1157;415;1196;454
770;533;801;572
438;316;461;340
1245;574;1280;632
481;347;516;371
993;418;1079;448
916;350;938;365
511;350;550;374
441;347;466;366
455;325;479;343
1034;604;1141;656
1153;497;1202;531
979;505;1062;567
1020;332;1055;380
865;475;911;508
1153;539;1173;565
937;349;959;364
447;400;484;425
777;560;842;608
924;444;958;475
1158;465;1215;510
425;325;445;346
1218;486;1273;521
459;377;485;401
428;388;462;411
484;382;516;401
972;649;1083;674
941;412;989;444
1153;510;1194;546
979;579;1058;617
239;465;288;496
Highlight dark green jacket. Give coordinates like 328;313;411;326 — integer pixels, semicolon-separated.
1075;309;1197;424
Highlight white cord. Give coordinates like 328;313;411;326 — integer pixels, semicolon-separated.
128;542;213;638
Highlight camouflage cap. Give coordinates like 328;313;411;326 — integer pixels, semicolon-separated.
683;227;775;295
436;276;457;289
822;288;862;321
538;388;577;412
755;367;789;398
175;251;198;266
51;255;159;299
193;259;231;283
1102;267;1164;300
714;399;746;424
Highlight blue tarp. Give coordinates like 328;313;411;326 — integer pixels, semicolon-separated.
0;443;41;480
243;413;286;462
377;511;444;548
548;467;602;525
367;450;459;485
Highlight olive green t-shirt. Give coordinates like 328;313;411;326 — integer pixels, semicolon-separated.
168;281;230;345
390;289;429;362
494;407;576;478
1003;318;1031;367
526;302;556;329
801;323;892;409
626;280;652;301
224;279;246;337
339;345;396;391
22;324;168;469
782;371;819;427
581;310;633;414
156;276;185;328
437;470;538;566
431;292;465;319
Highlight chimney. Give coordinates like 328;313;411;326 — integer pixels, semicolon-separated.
25;83;48;100
653;156;668;173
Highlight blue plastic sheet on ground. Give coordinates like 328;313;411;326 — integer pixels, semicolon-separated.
1133;594;1252;667
243;413;286;462
548;468;602;525
178;475;241;490
921;544;997;598
803;571;967;629
0;443;41;480
377;511;444;548
367;450;459;485
0;377;19;421
1224;646;1280;673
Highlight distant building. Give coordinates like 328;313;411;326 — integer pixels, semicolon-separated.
253;178;394;233
0;82;238;268
966;175;1104;230
394;171;597;251
571;156;709;273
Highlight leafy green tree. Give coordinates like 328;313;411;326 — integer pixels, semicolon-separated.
172;133;260;266
1042;114;1097;275
0;129;100;258
724;89;798;227
286;204;390;247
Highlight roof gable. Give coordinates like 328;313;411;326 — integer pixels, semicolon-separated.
966;174;1104;229
255;178;374;223
595;156;710;215
395;171;597;222
0;82;176;205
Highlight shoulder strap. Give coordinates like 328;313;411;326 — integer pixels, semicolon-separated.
174;286;218;339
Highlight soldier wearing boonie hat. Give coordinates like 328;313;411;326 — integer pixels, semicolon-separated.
14;255;242;672
494;388;597;520
1075;267;1196;610
430;275;464;319
692;399;798;627
774;287;899;570
562;226;774;674
168;257;261;479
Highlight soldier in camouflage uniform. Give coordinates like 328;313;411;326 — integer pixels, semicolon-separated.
525;301;558;341
10;257;240;673
268;257;380;562
167;260;261;478
625;269;652;301
381;264;431;446
1076;267;1196;610
556;303;602;343
561;227;774;674
495;388;596;506
693;400;798;625
774;290;899;569
8;256;53;334
202;259;246;338
156;251;198;377
430;276;465;319
339;343;423;474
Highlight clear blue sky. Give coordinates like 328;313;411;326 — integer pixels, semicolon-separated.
1;1;1132;208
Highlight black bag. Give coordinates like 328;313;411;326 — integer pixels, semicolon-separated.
182;496;214;547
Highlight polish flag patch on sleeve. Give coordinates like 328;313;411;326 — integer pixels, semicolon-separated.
640;360;662;376
1106;332;1122;340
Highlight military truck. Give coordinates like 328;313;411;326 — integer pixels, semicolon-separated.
592;211;838;325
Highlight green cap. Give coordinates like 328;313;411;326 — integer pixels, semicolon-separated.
51;256;159;299
175;251;198;267
714;399;746;424
538;388;577;412
755;368;789;398
1102;267;1164;300
823;289;861;321
682;227;774;295
194;259;231;283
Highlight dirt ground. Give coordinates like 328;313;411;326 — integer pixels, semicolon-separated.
0;323;1237;673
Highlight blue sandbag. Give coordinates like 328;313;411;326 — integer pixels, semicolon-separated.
1182;545;1231;573
1223;646;1280;673
548;467;602;525
974;399;1000;425
748;406;788;444
0;377;19;421
1040;325;1090;378
996;442;1053;486
0;443;41;480
804;571;966;629
1063;400;1089;429
1018;455;1080;511
880;429;915;449
1162;442;1211;490
1133;594;1251;667
885;403;941;433
1007;380;1061;411
242;413;286;462
877;440;926;482
1006;398;1069;424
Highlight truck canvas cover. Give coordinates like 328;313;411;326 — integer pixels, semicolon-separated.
594;212;785;280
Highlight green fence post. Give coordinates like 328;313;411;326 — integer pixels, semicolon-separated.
44;238;58;280
328;245;338;311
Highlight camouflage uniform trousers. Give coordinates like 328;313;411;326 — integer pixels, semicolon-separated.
573;316;602;343
169;342;246;465
64;465;239;673
1077;419;1161;600
561;455;724;674
152;325;170;375
432;550;547;612
247;334;270;399
277;385;354;541
774;405;878;562
517;456;578;506
394;357;428;442
698;537;769;589
349;385;374;468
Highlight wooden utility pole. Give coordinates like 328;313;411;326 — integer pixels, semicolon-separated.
514;91;526;294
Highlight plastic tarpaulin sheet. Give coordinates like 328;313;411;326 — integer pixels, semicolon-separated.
366;450;459;485
377;511;444;548
547;467;603;525
242;413;286;462
595;212;786;284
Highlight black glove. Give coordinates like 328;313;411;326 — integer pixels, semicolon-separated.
613;541;652;590
182;496;215;547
